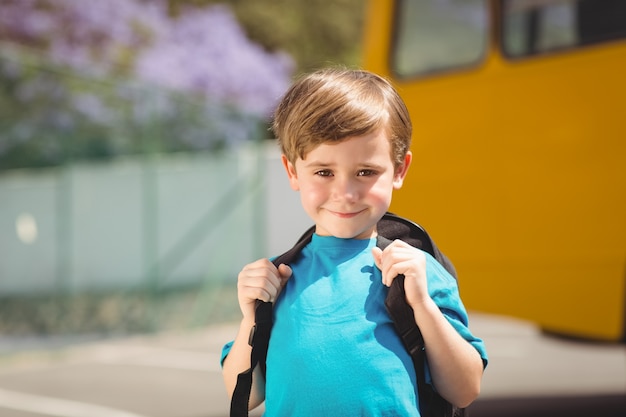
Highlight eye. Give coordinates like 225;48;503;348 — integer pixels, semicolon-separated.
357;169;376;177
315;169;333;177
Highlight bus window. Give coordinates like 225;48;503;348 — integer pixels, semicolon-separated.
502;0;626;58
391;0;489;78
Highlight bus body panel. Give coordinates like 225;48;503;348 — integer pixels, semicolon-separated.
363;0;626;341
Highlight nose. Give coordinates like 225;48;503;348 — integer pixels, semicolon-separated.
333;176;359;202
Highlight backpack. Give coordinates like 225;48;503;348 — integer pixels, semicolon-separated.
230;212;466;417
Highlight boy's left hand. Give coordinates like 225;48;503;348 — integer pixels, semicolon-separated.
372;239;430;308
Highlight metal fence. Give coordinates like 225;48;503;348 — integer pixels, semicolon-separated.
0;143;272;335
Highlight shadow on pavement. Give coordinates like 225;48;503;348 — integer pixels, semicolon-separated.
468;394;625;417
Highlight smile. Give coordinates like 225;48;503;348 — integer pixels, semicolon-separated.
327;209;365;218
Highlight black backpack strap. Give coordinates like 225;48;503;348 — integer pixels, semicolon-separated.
378;213;457;280
230;300;272;417
377;235;426;358
230;227;315;416
378;232;464;417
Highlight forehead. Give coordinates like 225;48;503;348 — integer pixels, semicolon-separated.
300;129;393;164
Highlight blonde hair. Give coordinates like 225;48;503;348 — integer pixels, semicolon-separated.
272;68;412;169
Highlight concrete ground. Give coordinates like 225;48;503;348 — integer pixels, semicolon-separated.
0;313;624;417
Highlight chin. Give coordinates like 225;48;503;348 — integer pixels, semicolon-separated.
335;226;376;240
334;232;361;239
316;213;378;239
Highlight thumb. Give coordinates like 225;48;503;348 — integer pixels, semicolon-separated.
371;247;383;270
277;263;293;284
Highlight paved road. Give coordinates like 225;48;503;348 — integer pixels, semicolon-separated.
0;313;624;417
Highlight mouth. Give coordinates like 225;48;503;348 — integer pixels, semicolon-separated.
327;209;365;219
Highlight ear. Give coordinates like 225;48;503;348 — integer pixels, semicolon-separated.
281;154;300;191
393;151;412;189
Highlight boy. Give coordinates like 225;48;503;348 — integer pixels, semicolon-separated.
221;68;488;416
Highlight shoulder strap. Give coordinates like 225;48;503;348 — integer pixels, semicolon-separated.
230;213;463;417
229;300;271;416
377;212;457;280
378;232;463;417
230;227;314;417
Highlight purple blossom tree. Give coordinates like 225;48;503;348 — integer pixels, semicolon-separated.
135;4;293;117
0;0;294;168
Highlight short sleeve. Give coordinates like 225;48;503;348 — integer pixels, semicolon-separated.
425;252;489;368
220;340;234;367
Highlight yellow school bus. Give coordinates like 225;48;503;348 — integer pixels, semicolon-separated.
362;0;626;341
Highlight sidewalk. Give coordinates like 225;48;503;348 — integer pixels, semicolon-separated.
467;313;626;398
0;313;624;417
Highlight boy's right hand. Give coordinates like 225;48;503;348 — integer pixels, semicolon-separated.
237;259;292;321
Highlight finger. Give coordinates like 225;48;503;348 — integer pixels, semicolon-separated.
378;242;412;287
238;261;283;302
242;260;282;288
238;276;275;303
374;247;395;287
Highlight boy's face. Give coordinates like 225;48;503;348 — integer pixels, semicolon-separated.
282;129;411;239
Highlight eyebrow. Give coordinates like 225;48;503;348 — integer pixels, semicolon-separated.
303;160;386;170
302;160;334;168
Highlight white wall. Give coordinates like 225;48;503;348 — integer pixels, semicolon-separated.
0;143;311;295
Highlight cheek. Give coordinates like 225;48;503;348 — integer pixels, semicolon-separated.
366;181;394;205
298;182;327;207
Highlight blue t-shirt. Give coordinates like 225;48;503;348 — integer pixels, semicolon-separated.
222;235;488;416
